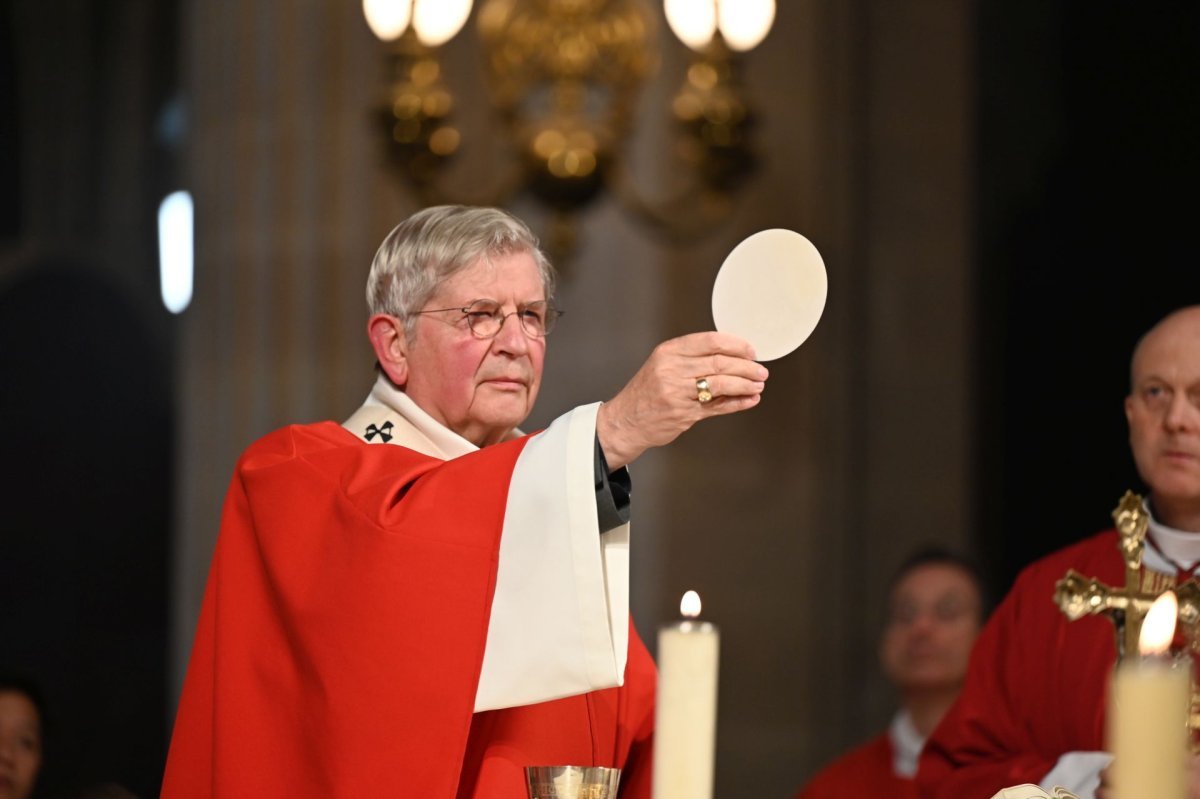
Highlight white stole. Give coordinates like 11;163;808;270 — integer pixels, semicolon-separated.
343;375;631;711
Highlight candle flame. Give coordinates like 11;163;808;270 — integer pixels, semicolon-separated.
1139;590;1178;656
680;590;702;619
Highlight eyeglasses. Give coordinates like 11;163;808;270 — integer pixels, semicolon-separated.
413;298;563;339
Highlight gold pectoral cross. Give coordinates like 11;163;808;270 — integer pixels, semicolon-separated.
1053;491;1200;746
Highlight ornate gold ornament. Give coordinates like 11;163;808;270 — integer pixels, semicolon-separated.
364;0;775;259
1053;490;1200;747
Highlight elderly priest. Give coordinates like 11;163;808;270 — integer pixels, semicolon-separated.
161;205;770;798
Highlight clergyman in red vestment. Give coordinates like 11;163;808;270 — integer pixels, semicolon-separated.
917;306;1200;799
160;205;770;798
795;548;983;799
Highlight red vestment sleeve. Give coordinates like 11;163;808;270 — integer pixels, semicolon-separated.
162;422;530;798
916;532;1121;799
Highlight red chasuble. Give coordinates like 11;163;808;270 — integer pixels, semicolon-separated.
917;530;1146;799
162;422;655;798
795;734;919;799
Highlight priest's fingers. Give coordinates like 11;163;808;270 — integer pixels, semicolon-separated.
625;333;768;404
690;352;770;386
596;334;768;469
693;374;767;401
696;391;763;417
642;332;768;386
667;330;759;361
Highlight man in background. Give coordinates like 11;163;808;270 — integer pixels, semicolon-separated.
796;548;984;798
918;305;1200;799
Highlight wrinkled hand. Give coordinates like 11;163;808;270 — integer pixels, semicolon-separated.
1096;756;1200;799
596;332;768;470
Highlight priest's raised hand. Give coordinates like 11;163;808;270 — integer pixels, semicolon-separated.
597;331;769;470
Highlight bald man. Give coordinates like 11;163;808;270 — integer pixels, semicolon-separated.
917;306;1200;799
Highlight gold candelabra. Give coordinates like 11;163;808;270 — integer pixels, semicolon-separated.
363;0;775;259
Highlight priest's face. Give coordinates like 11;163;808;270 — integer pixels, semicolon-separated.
880;563;981;695
1125;307;1200;528
401;250;547;447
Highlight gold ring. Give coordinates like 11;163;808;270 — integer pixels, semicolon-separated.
696;377;713;404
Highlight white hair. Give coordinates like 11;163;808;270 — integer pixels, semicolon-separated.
366;205;556;338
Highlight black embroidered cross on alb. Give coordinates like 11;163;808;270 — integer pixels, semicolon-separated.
364;421;394;443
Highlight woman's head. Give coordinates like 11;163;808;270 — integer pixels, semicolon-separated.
0;677;44;799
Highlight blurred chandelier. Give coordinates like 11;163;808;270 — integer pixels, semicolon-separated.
363;0;775;257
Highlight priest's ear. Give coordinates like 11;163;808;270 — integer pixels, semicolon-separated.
368;313;410;388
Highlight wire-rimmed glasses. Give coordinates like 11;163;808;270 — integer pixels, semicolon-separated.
412;298;562;338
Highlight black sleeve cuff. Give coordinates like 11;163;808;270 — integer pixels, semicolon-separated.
594;437;632;533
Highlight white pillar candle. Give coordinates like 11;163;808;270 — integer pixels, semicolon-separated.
1107;590;1190;799
652;590;720;799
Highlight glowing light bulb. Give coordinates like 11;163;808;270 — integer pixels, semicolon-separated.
412;0;472;47
717;0;775;52
363;0;413;42
664;0;717;52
